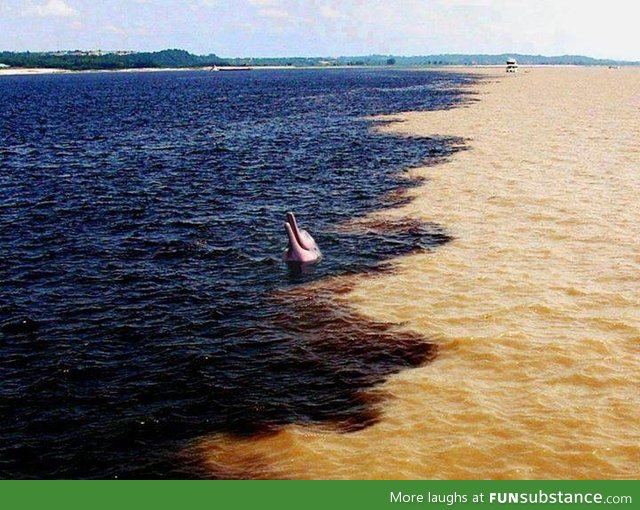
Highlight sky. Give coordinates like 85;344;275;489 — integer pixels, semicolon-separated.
0;0;639;60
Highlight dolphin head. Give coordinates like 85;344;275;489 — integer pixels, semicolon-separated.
283;212;321;263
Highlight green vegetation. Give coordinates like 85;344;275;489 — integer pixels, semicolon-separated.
225;53;638;67
0;49;226;71
0;49;637;70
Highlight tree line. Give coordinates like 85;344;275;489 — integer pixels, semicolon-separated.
1;49;636;70
0;49;226;71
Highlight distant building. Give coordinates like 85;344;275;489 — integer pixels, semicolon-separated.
46;50;135;57
506;58;518;73
0;63;10;68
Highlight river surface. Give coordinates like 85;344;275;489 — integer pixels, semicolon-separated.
197;68;640;480
0;68;475;478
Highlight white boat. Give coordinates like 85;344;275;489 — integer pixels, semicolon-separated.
211;65;252;72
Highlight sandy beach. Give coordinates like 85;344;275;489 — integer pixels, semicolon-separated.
199;67;640;479
0;64;570;77
0;65;380;77
0;67;210;76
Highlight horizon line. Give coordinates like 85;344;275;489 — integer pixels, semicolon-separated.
1;48;638;63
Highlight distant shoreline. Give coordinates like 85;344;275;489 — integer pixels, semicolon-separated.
0;66;213;76
0;63;629;77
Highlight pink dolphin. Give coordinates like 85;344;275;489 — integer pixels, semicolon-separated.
283;212;321;263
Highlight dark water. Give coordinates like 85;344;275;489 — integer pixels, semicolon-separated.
0;69;474;478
